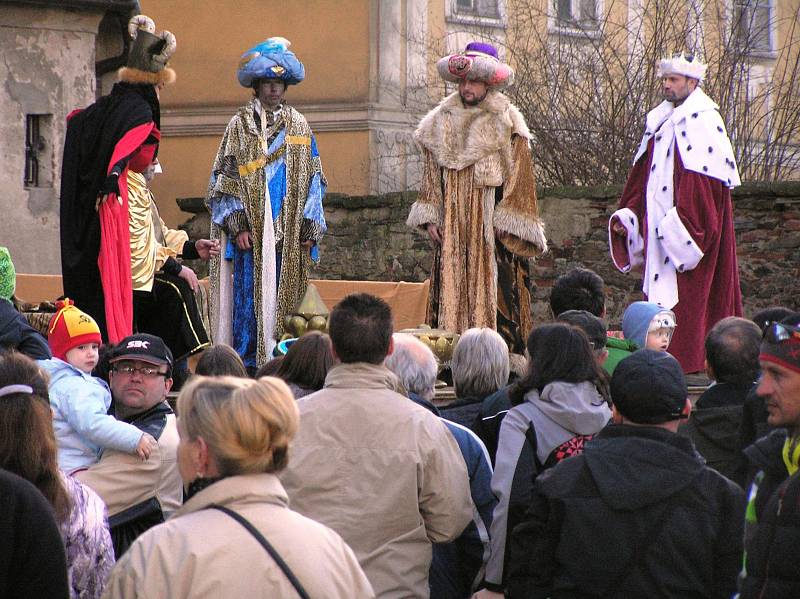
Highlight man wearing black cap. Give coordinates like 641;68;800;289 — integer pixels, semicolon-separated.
740;313;800;597
74;333;182;557
506;349;745;598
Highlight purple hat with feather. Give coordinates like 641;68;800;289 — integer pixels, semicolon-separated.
436;41;514;89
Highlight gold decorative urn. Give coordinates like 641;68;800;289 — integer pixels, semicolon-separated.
281;283;329;341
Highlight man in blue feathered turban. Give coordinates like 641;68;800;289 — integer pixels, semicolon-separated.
205;37;326;369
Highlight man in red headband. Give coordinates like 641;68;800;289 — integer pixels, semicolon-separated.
740;313;800;597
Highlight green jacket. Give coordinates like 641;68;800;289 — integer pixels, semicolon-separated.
603;335;639;375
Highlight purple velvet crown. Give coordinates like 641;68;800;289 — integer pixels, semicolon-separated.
464;41;498;58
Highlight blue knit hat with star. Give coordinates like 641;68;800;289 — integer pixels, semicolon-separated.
622;301;672;349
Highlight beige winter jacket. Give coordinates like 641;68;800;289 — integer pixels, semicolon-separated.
75;410;182;519
102;473;374;599
280;362;473;598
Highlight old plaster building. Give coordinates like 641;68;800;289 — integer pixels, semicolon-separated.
1;0;139;274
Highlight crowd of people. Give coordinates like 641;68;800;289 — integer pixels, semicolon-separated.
1;9;797;599
2;258;799;597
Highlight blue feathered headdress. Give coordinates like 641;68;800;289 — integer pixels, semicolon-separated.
237;37;305;87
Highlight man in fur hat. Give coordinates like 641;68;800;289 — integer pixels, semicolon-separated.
407;42;547;354
609;53;743;373
60;15;176;344
206;37;326;369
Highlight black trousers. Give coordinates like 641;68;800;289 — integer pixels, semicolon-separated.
132;273;209;362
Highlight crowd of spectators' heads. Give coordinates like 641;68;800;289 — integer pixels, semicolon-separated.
3;265;800;599
510;322;609;406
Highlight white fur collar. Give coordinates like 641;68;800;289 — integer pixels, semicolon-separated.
633;87;740;188
415;91;530;171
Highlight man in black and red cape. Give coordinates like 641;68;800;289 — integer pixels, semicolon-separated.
608;52;743;373
60;14;176;343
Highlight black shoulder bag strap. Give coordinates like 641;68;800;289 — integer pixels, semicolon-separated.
208;504;311;599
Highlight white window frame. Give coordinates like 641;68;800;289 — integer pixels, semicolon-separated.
732;0;777;59
548;0;603;39
446;0;506;29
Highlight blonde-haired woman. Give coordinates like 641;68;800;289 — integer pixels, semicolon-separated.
102;376;374;598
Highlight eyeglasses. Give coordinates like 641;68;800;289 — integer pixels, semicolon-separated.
113;365;168;378
763;322;800;344
673;52;695;62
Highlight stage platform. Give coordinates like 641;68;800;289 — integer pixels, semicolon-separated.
15;274;430;331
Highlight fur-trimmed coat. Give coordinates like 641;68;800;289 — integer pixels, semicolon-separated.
608;88;742;372
408;91;546;342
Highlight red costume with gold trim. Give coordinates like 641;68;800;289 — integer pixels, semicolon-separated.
60;83;160;343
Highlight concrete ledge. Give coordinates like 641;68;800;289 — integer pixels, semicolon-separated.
15;274;64;303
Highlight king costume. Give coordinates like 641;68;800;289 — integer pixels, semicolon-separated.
407;42;547;354
609;54;743;373
207;38;326;367
60;15;176;344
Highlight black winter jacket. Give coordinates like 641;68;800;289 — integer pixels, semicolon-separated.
440;395;484;429
472;386;512;466
507;425;745;599
0;469;68;599
741;429;800;598
0;299;51;360
679;382;752;483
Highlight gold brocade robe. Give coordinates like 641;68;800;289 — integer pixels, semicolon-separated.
407;91;547;348
206;101;324;365
127;172;188;292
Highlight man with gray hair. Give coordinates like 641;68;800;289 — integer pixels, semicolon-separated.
441;328;510;428
386;333;496;598
385;333;441;414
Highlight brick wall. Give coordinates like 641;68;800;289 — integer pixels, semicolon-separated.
177;181;800;328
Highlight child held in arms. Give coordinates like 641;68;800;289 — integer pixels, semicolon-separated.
39;299;156;473
622;301;677;353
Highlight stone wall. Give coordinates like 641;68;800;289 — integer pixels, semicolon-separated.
532;182;800;327
176;181;800;328
308;193;432;282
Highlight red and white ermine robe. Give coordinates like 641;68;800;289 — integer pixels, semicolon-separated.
609;87;743;373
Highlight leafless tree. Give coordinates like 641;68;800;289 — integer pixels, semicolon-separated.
398;0;800;185
457;0;800;184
